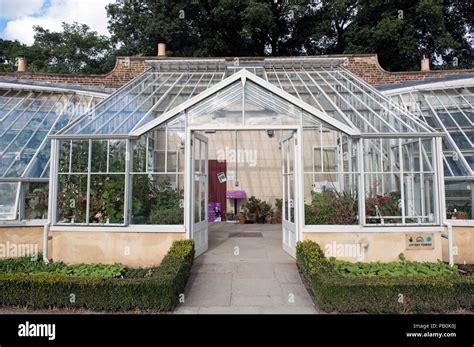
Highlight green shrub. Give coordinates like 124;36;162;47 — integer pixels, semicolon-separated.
0;240;195;311
332;258;457;278
0;255;125;278
133;177;184;225
305;191;357;225
295;240;331;278
245;196;262;215
149;207;184;224
296;240;474;313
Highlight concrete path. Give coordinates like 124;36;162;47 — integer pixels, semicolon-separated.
175;223;320;314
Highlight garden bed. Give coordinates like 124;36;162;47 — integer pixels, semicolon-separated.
0;240;194;312
296;240;474;314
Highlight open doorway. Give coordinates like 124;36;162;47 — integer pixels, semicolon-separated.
188;128;301;258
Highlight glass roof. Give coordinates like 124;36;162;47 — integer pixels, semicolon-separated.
57;58;433;137
386;84;474;177
0;88;104;178
184;79;323;127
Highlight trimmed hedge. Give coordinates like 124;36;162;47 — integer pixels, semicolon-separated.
0;240;195;311
296;240;474;313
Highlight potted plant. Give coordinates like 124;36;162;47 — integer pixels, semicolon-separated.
225;211;236;223
265;211;273;224
245;196;261;223
257;200;272;224
453;209;469;220
237;211;245;224
274;198;283;223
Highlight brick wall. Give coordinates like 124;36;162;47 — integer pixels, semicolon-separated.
344;55;474;86
0;56;150;90
0;54;472;91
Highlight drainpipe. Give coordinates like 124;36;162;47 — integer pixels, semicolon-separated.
442;221;454;267
43;222;50;263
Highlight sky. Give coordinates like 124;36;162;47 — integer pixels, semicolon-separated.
0;0;115;45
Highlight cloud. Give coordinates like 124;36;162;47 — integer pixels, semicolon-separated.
1;0;114;45
0;0;44;19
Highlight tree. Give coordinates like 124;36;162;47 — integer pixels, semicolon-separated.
0;39;27;72
31;22;114;74
291;0;358;55
344;0;473;71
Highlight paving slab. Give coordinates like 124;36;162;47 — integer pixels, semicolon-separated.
182;273;232;307
273;263;304;284
231;278;283;306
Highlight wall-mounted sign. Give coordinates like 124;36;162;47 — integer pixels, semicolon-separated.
227;170;235;181
406;233;434;250
217;172;226;183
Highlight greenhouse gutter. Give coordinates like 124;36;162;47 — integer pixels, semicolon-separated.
0;82;110;98
356;132;444;138
49;134;133;140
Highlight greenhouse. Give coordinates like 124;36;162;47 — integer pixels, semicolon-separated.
0;84;105;222
384;80;474;220
41;57;446;257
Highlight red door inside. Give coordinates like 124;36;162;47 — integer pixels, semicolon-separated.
208;160;227;220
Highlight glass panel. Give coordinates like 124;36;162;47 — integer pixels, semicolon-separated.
24;182;49;220
154;151;166;172
194;175;200;223
108;140;126;172
91;140;108;173
403;173;424;223
0;182;18;220
57;174;87;223
70;141;89;173
132;138;147;172
244;81;301;125
89;174;125;224
131;174;184;224
200;178;206;221
188;81;243;126
446;181;472;219
289;174;294;223
365;173;402;224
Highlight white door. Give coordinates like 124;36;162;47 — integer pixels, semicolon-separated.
281;131;298;257
191;132;209;257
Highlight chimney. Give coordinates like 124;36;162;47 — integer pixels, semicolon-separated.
157;43;166;57
17;55;27;72
421;55;430;72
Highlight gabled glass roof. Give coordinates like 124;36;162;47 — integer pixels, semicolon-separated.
385;83;474;177
0;87;104;178
57;57;434;137
184;78;322;127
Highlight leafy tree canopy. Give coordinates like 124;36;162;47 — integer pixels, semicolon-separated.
0;22;114;74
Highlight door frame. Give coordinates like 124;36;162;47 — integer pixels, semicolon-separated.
186;130;209;257
185;125;303;256
280;129;301;257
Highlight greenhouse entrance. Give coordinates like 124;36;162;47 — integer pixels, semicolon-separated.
188;127;301;258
